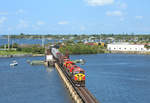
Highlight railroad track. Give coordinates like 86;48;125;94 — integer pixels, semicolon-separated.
57;63;99;103
76;87;99;103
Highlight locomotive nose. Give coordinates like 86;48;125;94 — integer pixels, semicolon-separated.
82;75;85;80
77;74;85;81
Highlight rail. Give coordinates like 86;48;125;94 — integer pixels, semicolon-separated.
56;63;99;103
77;87;99;103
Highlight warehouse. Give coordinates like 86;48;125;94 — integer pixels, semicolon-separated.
107;43;150;52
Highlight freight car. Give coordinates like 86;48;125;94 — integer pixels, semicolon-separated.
51;48;60;59
51;47;85;87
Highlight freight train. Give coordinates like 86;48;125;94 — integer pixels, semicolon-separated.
51;47;85;87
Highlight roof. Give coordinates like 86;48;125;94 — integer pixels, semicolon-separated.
108;42;144;46
65;61;74;64
73;67;84;72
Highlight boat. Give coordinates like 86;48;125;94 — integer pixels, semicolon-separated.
10;60;18;66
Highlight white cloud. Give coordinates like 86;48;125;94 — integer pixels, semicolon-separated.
17;19;28;29
37;21;45;26
0;12;8;15
16;9;25;15
32;21;45;30
31;21;45;30
135;16;143;19
106;10;123;16
85;0;114;6
0;16;7;24
58;21;69;25
116;2;127;9
119;3;127;9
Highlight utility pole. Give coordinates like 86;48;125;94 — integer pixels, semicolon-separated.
99;34;101;42
42;36;45;48
12;40;13;49
8;35;10;50
4;44;6;50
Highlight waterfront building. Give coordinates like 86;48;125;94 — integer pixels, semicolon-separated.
107;43;150;52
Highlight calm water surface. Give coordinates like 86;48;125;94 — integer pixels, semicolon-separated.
71;54;150;103
0;54;150;103
0;56;72;103
0;38;60;46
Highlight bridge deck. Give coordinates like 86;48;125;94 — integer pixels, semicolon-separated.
55;63;99;103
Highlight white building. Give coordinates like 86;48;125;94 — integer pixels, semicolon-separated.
46;55;53;61
107;43;150;52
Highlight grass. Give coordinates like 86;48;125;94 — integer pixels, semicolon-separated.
0;50;32;55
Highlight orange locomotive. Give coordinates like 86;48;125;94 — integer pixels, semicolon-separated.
73;67;85;86
63;60;85;86
51;47;85;87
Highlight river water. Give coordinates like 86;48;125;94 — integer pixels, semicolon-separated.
0;38;60;46
0;54;150;103
71;54;150;103
0;56;72;103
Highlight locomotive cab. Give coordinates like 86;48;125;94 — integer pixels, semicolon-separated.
72;68;85;87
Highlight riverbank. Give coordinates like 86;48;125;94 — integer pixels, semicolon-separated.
0;51;44;58
0;54;44;58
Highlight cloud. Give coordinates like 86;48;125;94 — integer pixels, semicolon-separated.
119;3;127;9
17;19;28;29
31;21;45;30
106;10;123;16
0;12;8;15
0;16;7;24
85;0;114;6
135;16;143;19
116;2;127;9
58;21;69;25
37;21;45;26
16;9;25;15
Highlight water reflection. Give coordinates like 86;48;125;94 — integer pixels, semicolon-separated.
46;67;54;73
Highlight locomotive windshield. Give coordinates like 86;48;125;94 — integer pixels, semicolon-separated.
74;71;80;74
80;71;85;74
73;71;84;74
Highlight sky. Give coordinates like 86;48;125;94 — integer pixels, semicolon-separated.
0;0;150;35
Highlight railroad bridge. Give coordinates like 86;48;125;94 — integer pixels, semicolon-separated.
45;48;99;103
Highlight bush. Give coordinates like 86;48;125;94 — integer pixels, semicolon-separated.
59;43;105;54
16;44;44;54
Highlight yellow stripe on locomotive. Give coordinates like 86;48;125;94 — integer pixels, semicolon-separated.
74;73;85;81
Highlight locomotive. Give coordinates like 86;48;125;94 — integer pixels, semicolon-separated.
51;47;85;87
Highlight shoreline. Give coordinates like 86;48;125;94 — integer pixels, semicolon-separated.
0;54;44;58
1;50;150;58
